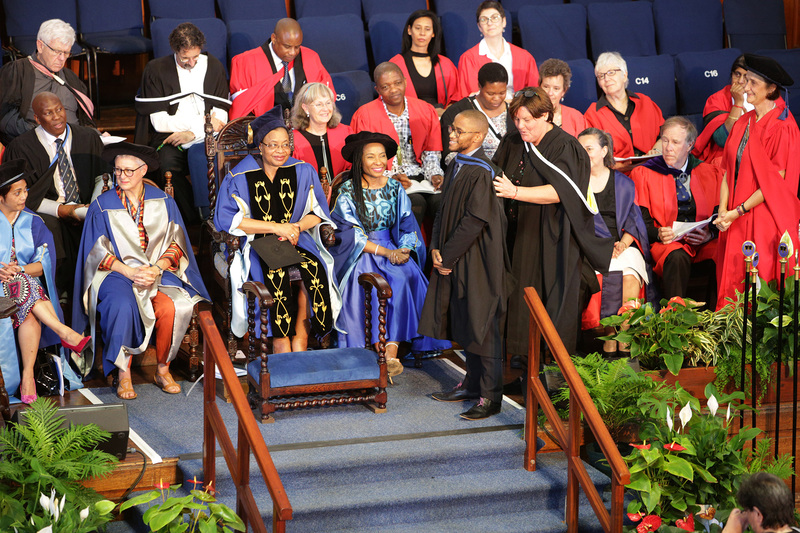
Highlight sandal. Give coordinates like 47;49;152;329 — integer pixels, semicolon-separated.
154;372;181;394
116;377;138;400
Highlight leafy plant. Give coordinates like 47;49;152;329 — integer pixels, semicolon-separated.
0;398;118;532
120;479;245;532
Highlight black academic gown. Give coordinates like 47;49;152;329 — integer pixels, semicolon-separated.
493;128;613;356
420;149;512;357
439;96;516;163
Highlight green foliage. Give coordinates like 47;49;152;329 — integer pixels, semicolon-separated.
0;398;117;532
120;482;246;532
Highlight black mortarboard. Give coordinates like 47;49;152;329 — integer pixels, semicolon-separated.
743;53;794;88
102;141;160;171
248;105;287;147
0;159;29;190
341;131;398;163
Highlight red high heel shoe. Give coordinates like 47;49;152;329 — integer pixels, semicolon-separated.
62;336;91;356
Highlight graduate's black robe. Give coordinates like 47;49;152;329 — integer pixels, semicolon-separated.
493;128;613;356
419;149;512;356
439;96;516;163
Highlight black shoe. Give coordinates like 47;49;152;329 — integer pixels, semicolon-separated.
460;398;501;420
509;354;524;369
431;382;480;402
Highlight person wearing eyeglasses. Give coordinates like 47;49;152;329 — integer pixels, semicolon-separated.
290;82;353;199
214;106;341;355
3;92;106;292
72;142;209;400
135;22;231;223
584;52;664;165
456;1;538;102
0;159;87;405
0;19;95;146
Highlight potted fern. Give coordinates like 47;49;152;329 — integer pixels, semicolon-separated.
0;398;117;532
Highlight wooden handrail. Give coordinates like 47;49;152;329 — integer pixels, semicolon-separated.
522;287;630;533
199;310;292;532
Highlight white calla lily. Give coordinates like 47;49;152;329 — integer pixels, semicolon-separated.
707;395;719;417
80;506;90;522
726;403;732;423
666;409;674;432
679;402;692;431
36;527;53;533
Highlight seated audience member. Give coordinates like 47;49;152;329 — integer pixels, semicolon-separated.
723;472;800;533
290;82;353;192
330;132;450;378
0;19;95;146
135;22;230;223
424;110;511;420
0;159;86;404
351;62;443;228
457;1;538;100
214;106;340;354
539;59;586;137
4;92;105;290
440;63;514;163
389;10;460;115
73;142;209;400
631;116;721;301
693;55;749;167
578;128;655;354
230;18;334;119
585;52;664;162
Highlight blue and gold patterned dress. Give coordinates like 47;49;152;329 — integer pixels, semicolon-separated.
331;178;450;352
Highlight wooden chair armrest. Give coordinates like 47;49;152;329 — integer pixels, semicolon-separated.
319;223;336;248
242;281;274;308
357;273;392;299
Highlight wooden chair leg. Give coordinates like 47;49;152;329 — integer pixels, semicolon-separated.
0;364;10;427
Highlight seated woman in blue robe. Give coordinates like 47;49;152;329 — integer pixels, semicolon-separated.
0;159;86;404
72;142;209;400
330;131;450;378
214;105;341;353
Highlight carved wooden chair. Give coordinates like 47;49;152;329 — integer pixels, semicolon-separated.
203;113;334;359
242;273;391;422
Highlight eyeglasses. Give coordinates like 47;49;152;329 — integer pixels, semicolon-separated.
448;125;479;136
514;89;539;98
113;164;145;177
596;68;622;81
261;142;291;151
309;100;333;110
43;41;71;58
478;14;502;25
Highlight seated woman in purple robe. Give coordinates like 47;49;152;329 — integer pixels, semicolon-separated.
330;132;450;379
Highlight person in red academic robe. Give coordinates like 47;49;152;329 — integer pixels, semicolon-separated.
389;10;460;113
584;52;664;162
714;54;800;310
456;1;538;100
693;55;749;168
229;18;334;120
538;58;586;138
631;117;722;301
350;63;443;228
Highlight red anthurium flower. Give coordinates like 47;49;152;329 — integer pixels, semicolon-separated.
627;512;644;522
187;477;204;486
676;514;695;531
618;299;642;315
664;442;686;452
631;443;651;450
155;478;170;490
668;296;686;307
637;515;662;532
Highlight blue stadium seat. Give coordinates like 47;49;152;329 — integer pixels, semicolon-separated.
518;4;587;63
331;70;375;125
150;18;228;74
440;9;511;62
3;0;85;58
500;0;563;29
571;0;634;4
652;0;723;56
563;59;597;114
227;19;279;63
148;0;215;19
217;0;287;22
298;14;368;73
755;49;800;113
625;54;677;117
724;0;787;52
674;48;742;116
295;0;361;18
362;0;426;23
587;2;656;60
434;0;482;16
368;13;407;66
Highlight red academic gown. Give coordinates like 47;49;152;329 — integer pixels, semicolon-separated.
716;104;800;309
631;160;722;277
350;97;442;166
229;45;334;119
560;104;587;138
584;92;664;160
389;54;461;108
692;85;733;167
292;123;353;179
456;42;538;97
